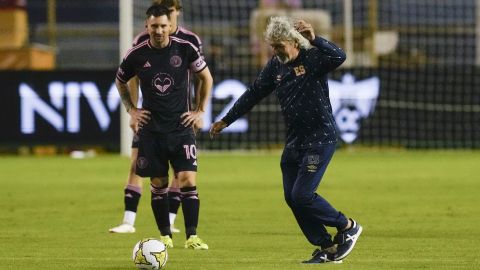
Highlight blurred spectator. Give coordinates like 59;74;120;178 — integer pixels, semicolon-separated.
251;0;303;66
250;0;332;67
259;0;302;9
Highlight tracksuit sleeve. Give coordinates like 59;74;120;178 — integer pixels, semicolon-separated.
310;36;346;73
222;61;276;126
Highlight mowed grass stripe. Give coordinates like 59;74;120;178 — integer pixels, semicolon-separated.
0;150;479;269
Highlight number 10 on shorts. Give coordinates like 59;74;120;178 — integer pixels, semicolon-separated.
183;145;197;160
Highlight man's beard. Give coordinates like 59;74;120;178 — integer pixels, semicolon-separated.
276;54;290;64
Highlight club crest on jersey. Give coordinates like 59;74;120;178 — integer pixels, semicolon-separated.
152;73;174;96
170;55;182;67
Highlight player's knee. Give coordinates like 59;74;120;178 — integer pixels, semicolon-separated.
284;193;295;208
176;172;196;187
291;190;313;207
150;177;168;187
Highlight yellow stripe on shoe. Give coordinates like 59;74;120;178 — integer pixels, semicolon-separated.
184;235;209;250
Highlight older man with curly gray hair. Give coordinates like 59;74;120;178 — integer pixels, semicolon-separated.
210;17;362;264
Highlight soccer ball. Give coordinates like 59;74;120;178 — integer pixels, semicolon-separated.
132;238;168;269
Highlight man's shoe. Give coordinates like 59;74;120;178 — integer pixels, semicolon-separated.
302;248;342;264
333;218;363;261
109;223;135;233
170;225;180;233
159;235;174;248
184;235;209;250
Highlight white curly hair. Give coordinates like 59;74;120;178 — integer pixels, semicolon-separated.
264;16;312;49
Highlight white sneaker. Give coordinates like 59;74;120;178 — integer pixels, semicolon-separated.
171;225;180;233
109;223;136;233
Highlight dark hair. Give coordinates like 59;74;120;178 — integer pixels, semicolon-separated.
145;4;171;20
152;0;182;10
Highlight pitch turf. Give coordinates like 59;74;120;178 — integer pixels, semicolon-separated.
0;149;479;269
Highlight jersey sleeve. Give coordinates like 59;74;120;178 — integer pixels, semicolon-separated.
193;36;204;57
222;60;276;125
188;45;207;73
178;27;204;57
116;54;136;83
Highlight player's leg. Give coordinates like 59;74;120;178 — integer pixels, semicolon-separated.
150;176;173;248
135;130;173;248
176;171;208;250
109;136;143;233
168;173;182;233
291;145;347;229
292;144;361;262
170;133;208;250
280;147;338;264
280;147;334;249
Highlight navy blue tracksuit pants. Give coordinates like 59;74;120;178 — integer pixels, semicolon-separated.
281;143;348;249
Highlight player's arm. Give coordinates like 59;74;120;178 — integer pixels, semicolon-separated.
192;38;205;128
127;76;140;130
193;69;204;128
192;64;204;130
194;66;213;113
210;61;275;138
181;66;213;129
116;52;151;132
115;78;150;132
127;76;140;108
295;20;346;71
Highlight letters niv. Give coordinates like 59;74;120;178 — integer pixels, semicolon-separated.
19;82;121;134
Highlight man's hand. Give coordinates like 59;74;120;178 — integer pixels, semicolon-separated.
294;20;315;41
193;117;204;131
129;108;151;133
181;111;204;128
209;120;227;139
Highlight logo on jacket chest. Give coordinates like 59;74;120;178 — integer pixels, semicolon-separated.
276;64;306;82
152;73;175;96
293;65;306;76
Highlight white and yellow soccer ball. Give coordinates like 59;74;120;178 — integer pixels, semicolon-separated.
132;238;168;270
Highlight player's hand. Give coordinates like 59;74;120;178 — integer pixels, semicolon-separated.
181;110;204;128
294;20;315;41
209;120;227;139
193;117;204;131
129;108;151;133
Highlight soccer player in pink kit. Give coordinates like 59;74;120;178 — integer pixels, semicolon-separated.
115;4;211;249
110;0;204;235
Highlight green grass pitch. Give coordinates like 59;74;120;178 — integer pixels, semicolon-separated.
0;150;479;269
